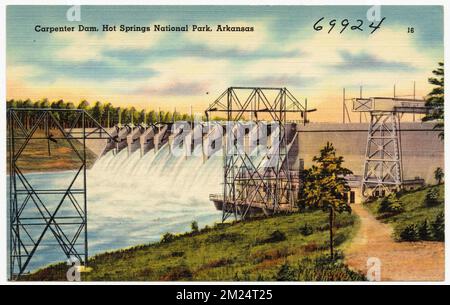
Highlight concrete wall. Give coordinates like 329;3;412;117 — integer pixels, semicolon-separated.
296;122;444;184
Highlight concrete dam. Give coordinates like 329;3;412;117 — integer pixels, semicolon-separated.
84;120;443;190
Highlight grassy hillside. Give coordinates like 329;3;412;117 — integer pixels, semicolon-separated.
364;185;444;241
26;210;365;281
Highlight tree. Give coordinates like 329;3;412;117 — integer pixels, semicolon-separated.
7;99;16;109
115;107;122;126
65;102;77;128
129;106;137;125
77;100;90;110
121;107;131;124
103;102;113;128
148;110;157;124
191;221;199;233
163;111;172;123
23;99;34;128
422;62;444;140
159;111;165;123
302;142;352;258
92;101;104;126
139;109;147;125
434;167;444;185
40;98;50;109
432;212;445;241
418;220;431;241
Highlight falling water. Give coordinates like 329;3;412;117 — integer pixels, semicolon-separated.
12;144;223;272
87;144;223;248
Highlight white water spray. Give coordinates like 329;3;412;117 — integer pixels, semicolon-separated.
86;145;223;251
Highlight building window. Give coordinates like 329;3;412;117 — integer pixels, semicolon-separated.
350;191;355;204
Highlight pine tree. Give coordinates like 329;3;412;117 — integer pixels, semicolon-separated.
422;62;444;140
432;212;445;241
434;167;444;185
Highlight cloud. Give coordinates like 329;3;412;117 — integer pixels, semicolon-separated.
131;81;208;96
144;57;230;85
235;73;315;88
53;23;165;62
102;44;303;62
332;50;416;71
184;21;268;52
26;60;158;83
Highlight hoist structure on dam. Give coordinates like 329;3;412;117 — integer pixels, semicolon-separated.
206;87;314;221
352;97;431;197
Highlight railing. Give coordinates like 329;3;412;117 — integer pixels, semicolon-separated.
352;97;428;113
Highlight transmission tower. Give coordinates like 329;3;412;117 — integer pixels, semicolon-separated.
7;108;116;279
352;97;430;197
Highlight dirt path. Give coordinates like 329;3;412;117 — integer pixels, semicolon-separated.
344;204;445;281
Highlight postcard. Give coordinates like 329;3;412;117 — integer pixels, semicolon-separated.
3;3;446;285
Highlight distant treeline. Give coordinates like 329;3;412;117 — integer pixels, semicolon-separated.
7;99;223;129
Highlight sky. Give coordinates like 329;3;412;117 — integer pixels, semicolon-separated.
6;5;444;122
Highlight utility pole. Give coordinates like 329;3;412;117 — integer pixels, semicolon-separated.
359;85;363;123
413;81;416;122
343;88;346;124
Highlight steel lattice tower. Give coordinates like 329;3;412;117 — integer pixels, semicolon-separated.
7;108;116;279
362;112;403;196
353;97;430;197
205;87;313;221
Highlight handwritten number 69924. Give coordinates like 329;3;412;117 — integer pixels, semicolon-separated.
313;17;385;34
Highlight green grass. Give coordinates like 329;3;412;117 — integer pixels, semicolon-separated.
25;210;365;281
364;184;444;241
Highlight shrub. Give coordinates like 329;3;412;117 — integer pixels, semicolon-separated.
388;202;404;214
299;223;314;236
432;212;445;241
418;220;431;241
378;194;404;215
160;232;176;243
206;232;242;243
378;196;390;213
191;221;199;233
160;265;193;281
399;224;418;241
424;187;440;207
264;230;287;243
276;262;297;281
288;252;365;281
